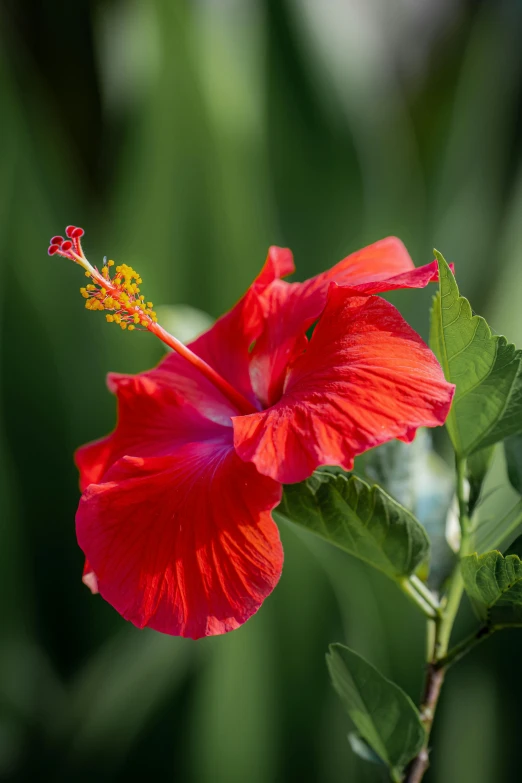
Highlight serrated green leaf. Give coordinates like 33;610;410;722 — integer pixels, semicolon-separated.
505;434;522;495
327;644;425;773
274;472;430;579
461;536;522;625
430;252;522;456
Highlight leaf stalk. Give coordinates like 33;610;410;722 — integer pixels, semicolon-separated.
398;577;439;620
434;625;493;670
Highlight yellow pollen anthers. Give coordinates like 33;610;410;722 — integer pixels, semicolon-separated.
79;260;157;331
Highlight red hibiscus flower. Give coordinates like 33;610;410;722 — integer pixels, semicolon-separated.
49;229;454;638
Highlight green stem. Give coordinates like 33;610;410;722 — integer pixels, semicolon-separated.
404;455;471;783
435;567;464;658
436;456;472;655
435;625;494;670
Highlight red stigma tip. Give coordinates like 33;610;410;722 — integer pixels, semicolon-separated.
48;244;59;256
61;240;73;252
71;227;84;239
51;235;64;246
66;225;77;238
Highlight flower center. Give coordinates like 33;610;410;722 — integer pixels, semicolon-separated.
48;226;257;416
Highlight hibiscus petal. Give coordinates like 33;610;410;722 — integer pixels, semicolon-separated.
157;246;295;408
76;440;283;638
249;281;311;407
235;285;455;484
75;372;231;490
76;435;115;492
249;241;443;407
347;259;443;295
254;244;295;286
314;235;415;287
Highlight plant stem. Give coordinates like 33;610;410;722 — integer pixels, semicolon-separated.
404;456;471;783
398;577;439;620
404;663;445;783
435;625;493;670
435;565;464;658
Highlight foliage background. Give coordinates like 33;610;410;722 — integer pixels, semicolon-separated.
1;1;522;780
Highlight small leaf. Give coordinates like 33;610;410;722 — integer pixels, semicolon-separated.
275;472;430;579
430;252;522;456
327;644;425;773
505;434;522;495
461;535;522;625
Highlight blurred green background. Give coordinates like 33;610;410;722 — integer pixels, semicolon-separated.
1;1;522;781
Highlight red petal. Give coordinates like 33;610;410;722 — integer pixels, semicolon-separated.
159;246;294;409
254;245;295;286
313;236;414;288
234;286;455;483
76;434;115;492
249;239;443;407
76;442;283;638
75;372;230;490
249;280;311;406
347;259;448;295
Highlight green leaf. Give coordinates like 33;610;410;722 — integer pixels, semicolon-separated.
274;472;430;580
327;644;425;774
461;535;522;625
430;252;522;456
505;434;522;495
